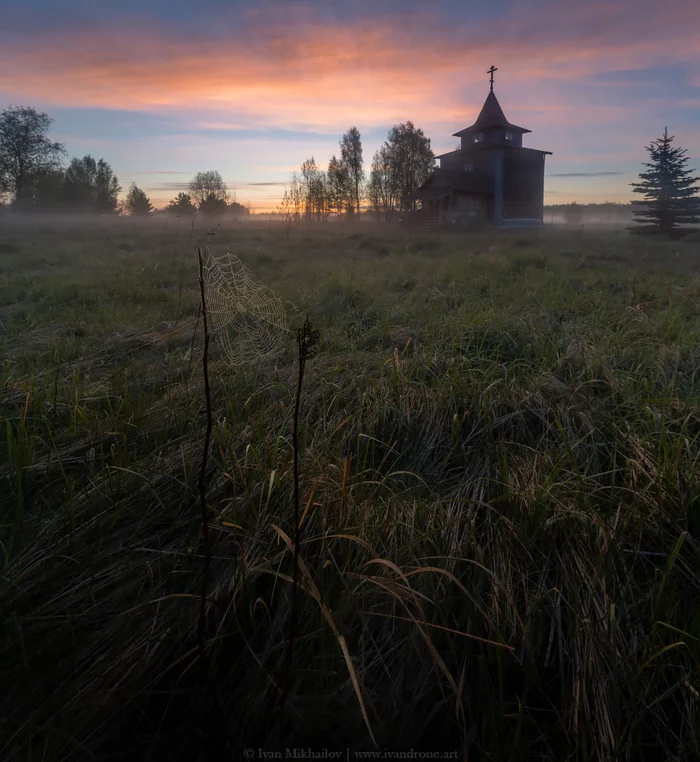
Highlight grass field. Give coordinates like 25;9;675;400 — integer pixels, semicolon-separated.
1;215;700;760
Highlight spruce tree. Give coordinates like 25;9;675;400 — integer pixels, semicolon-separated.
630;128;700;235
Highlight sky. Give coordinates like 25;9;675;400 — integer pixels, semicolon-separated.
1;0;698;211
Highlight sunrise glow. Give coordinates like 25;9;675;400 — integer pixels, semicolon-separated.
2;0;698;211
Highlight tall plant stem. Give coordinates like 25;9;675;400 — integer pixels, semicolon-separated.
197;248;213;665
284;316;319;702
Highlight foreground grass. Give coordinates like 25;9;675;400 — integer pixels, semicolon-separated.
1;215;700;760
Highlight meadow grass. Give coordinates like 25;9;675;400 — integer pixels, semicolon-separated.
1;215;700;760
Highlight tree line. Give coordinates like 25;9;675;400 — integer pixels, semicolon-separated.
0;106;249;217
2;105;697;234
162;171;249;218
278;122;435;229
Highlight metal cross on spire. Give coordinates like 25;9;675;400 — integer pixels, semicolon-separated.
488;65;498;91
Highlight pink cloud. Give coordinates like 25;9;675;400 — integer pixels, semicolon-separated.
0;2;697;131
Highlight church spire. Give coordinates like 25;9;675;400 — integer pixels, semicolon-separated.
452;87;531;138
487;65;498;92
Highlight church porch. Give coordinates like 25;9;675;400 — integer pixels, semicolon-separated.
404;180;492;229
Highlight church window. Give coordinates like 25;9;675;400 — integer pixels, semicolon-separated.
463;162;474;172
474;133;484;143
505;132;514;141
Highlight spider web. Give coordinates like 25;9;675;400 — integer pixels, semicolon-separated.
200;247;289;366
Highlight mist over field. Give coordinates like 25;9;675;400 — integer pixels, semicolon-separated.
2;0;700;759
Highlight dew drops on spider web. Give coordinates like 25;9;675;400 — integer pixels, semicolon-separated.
199;247;290;366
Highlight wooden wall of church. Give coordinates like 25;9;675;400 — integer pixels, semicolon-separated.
502;154;545;220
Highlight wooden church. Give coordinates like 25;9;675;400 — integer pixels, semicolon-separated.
407;67;552;228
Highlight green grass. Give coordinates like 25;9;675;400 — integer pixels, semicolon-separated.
1;215;700;760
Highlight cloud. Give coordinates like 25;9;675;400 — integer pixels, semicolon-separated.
147;182;191;191
129;170;191;175
548;172;626;177
146;179;287;191
1;0;698;134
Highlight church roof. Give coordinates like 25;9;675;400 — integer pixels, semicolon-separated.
435;146;552;160
405;170;494;200
453;91;530;137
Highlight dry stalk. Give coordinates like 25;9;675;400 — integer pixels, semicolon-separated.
284;314;319;699
197;248;214;665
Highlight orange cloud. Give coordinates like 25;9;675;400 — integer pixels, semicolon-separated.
1;2;698;133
